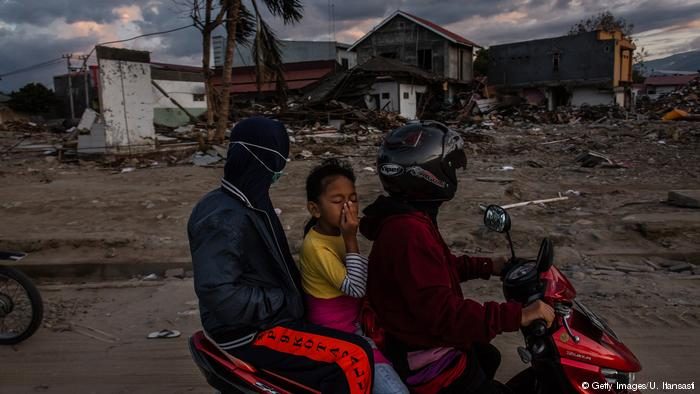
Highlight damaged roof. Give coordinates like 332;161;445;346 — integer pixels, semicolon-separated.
214;60;337;94
645;74;699;86
348;10;479;51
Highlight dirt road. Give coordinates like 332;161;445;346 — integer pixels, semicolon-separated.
1;276;698;393
2;120;700;392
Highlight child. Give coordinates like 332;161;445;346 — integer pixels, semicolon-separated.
299;159;409;394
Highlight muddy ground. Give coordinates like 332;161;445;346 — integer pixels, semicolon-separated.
1;120;699;392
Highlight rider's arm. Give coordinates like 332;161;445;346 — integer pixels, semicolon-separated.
452;254;494;281
389;222;522;347
191;214;286;329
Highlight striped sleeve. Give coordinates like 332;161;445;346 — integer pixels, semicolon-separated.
340;253;368;298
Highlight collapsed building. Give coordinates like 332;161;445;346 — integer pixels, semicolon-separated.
488;30;635;109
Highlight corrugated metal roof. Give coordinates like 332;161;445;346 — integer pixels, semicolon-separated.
214;60;337;94
400;11;478;48
645;74;699;86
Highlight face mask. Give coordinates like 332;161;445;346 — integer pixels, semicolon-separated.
230;141;290;183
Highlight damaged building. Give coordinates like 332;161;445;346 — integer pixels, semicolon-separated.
488;30;635;109
350;10;477;83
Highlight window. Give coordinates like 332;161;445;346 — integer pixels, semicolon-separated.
341;58;349;69
193;93;205;102
380;52;398;59
381;92;390;99
417;49;432;71
552;53;560;72
403;92;410;99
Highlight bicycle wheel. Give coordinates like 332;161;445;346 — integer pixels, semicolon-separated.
0;266;44;345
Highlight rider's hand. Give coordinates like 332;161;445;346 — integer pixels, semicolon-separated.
340;201;359;253
521;300;555;328
492;256;509;276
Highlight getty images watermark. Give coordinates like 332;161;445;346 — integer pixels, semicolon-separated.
581;381;695;391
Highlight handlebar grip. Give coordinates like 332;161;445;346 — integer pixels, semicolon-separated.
530;319;548;337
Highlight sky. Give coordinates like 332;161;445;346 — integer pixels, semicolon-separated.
1;0;699;92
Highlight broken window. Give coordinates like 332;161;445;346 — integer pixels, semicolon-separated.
552;53;561;72
418;49;432;71
381;92;390;100
193;94;205;102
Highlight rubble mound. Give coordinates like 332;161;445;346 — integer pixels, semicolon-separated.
640;76;700;116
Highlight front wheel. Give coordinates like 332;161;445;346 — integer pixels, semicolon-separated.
0;266;44;345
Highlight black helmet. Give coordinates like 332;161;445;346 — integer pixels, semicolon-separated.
377;120;467;202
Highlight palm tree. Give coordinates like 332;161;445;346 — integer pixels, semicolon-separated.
189;0;303;143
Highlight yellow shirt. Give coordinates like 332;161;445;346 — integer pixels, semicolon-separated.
299;228;347;299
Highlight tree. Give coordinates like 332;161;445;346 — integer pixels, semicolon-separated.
187;0;302;143
8;83;59;114
473;48;489;77
187;0;252;140
633;46;649;82
568;11;634;36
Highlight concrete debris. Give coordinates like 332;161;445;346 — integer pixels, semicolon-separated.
668;263;693;273
668;190;700;209
639;76;700;118
165;268;185;279
192;151;222;167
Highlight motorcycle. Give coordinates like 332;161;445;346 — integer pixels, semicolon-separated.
188;205;642;393
0;251;44;345
484;205;642;394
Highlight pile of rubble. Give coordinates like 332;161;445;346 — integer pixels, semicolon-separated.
640;76;700;117
486;104;630;125
234;99;406;132
0;120;50;133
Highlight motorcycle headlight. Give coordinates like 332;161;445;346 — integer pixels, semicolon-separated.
601;368;635;385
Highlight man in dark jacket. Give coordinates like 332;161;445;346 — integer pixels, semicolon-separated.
359;121;554;393
188;117;373;394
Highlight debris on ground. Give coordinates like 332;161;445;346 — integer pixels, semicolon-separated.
668;190;700;209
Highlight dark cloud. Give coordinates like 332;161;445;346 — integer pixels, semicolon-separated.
0;27;94;92
2;0;700;91
0;0;139;25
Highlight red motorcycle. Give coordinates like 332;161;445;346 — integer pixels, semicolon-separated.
188;205;642;393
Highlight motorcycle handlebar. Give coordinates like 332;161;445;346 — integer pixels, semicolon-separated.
529;319;548;337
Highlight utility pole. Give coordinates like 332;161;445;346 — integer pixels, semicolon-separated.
78;55;90;111
62;54;75;121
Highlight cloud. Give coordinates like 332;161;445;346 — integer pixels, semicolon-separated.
1;0;700;91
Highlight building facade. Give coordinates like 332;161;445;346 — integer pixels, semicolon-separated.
489;30;635;108
348;11;477;83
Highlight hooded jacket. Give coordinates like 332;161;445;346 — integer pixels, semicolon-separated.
188;117;303;347
359;196;522;352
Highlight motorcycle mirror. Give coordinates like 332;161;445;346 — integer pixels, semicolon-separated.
536;238;554;272
484;205;511;233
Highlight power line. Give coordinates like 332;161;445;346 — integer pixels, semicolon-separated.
1;23;196;81
0;58;64;79
85;23;196;60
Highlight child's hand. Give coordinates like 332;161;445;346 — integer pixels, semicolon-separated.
340;201;359;236
340;201;360;254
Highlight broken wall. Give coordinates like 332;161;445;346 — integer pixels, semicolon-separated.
489;31;615;87
96;46;155;154
399;83;427;119
369;80;400;112
152;80;207;127
571;87;614;106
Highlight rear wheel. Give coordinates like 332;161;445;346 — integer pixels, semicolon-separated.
0;266;43;345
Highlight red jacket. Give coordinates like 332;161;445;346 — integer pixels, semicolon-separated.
361;209;522;351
